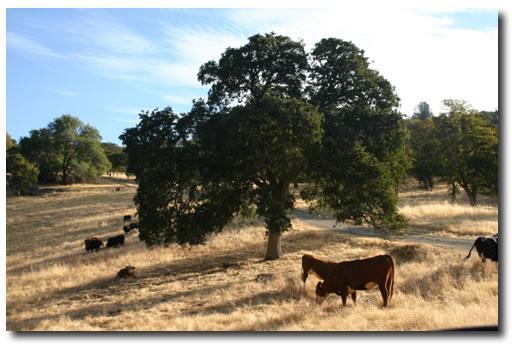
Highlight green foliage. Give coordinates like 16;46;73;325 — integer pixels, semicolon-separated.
406;100;498;204
19;115;110;184
19;128;61;183
306;37;408;232
479;110;499;128
406;117;440;190
101;142;128;174
7;149;39;196
6;133;17;150
121;97;323;248
122;33;410;257
308;38;399;113
412;101;433;120
433;101;498;205
198;32;308;106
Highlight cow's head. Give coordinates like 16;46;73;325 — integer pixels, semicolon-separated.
315;281;330;305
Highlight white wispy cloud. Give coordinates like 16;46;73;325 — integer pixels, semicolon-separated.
8;9;497;115
225;8;498;114
7;32;66;59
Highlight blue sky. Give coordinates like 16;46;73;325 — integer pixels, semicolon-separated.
6;8;498;145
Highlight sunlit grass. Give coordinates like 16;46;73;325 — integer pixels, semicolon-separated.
6;178;498;331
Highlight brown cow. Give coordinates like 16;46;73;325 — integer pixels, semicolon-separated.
302;254;357;302
116;265;137;279
315;254;395;307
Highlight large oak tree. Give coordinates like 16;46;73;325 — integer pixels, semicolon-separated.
121;33;408;259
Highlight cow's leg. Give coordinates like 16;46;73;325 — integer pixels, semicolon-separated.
341;294;348;307
301;268;309;289
351;291;357;304
379;285;389;307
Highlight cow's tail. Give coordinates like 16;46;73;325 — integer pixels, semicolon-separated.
385;255;395;303
465;241;476;260
389;264;395;301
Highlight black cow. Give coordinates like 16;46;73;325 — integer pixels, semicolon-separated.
123;222;139;234
107;234;125;248
84;237;103;252
465;237;498;263
123;215;132;224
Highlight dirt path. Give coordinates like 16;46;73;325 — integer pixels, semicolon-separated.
292;208;475;251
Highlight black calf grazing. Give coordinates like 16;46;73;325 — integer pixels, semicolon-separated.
465;237;498;263
107;234;125;248
84;237;103;252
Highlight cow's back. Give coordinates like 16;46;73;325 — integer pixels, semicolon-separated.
333;255;394;288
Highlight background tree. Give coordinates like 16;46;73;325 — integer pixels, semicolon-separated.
479;110;499;128
434;100;498;205
7;133;16;150
19;115;110;184
406;115;439;190
6;133;39;196
102;142;128;175
412;101;433;120
123;33;409;259
19;128;60;183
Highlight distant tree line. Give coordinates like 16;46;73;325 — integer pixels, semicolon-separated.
406;100;498;205
6;115;128;195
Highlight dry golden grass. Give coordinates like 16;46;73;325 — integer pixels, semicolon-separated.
6;178;498;331
398;182;498;238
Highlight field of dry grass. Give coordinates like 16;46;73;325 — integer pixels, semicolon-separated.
6;177;498;331
398;182;498;238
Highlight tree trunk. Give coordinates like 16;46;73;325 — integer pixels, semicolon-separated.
457;174;477;206
462;184;477;206
263;180;289;260
61;172;68;185
265;232;282;260
467;193;477;206
450;180;457;204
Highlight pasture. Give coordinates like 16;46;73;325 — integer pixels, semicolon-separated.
6;177;498;331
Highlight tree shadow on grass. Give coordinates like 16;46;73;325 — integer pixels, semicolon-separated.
181;290;294;317
8;280;243;331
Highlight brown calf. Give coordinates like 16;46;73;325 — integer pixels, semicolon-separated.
301;254;357;301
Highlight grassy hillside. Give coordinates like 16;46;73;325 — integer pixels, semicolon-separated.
6;178;498;331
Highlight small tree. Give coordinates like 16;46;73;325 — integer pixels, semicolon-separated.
6;136;39;196
412;101;433;120
19;115;110;184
